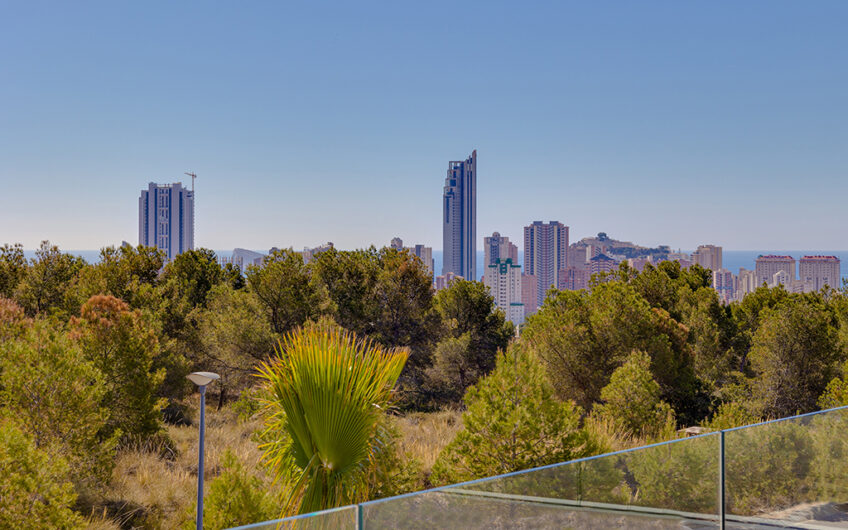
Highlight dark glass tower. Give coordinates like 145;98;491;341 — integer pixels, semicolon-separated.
442;150;476;281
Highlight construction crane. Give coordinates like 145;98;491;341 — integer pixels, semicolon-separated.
184;172;197;192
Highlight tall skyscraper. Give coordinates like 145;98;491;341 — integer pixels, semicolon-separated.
483;232;518;269
138;182;194;261
692;245;722;272
523;221;569;307
483;258;524;327
442;150;476;281
755;255;795;287
799;255;841;291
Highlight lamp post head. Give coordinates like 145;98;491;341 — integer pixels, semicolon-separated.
187;372;220;387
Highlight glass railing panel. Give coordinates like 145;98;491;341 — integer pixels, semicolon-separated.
724;406;848;527
360;433;720;528
361;488;598;529
614;433;719;520
228;504;357;529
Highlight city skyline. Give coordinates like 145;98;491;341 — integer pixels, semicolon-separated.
2;2;848;251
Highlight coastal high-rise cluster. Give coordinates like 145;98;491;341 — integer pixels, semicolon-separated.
136;154;842;326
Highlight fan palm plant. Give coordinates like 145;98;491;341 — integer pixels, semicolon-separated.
257;323;408;516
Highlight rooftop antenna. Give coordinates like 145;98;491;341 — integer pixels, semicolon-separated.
184;171;197;193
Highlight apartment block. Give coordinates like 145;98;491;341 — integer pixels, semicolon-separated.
755;255;795;287
138;181;194;261
484;232;519;269
521;273;538;316
483;258;524;327
435;271;460;291
588;253;617;276
799;255;841;291
524;221;569;307
713;268;735;303
558;267;590;291
692;245;723;272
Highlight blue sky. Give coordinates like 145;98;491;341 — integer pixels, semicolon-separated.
1;1;847;251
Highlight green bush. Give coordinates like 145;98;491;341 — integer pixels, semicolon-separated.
0;419;84;529
593;350;676;440
183;451;277;530
0;319;116;489
431;346;600;486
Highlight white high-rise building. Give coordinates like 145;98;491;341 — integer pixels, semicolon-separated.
736;268;758;300
799;255;841;291
772;270;791;288
755;255;795;287
138;182;194;261
484;232;518;269
483;258;524;327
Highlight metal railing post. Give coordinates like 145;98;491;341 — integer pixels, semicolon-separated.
356;503;364;530
718;430;725;530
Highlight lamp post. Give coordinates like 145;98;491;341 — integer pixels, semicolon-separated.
187;371;220;530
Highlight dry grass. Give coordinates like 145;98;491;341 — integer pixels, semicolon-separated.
393;409;463;472
93;405;267;529
583;414;681;455
91;405;462;528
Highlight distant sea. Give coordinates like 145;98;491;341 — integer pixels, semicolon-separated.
22;249;848;282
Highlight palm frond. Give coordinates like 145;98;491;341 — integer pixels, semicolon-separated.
257;323;408;515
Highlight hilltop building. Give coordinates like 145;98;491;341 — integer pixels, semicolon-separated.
442;150;476;281
524;221;569;307
800;255;841;291
138;181;194;261
302;242;333;263
483;258;524;327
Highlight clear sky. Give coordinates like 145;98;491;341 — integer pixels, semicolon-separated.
2;1;847;251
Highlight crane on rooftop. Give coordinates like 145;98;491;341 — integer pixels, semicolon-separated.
185;172;197;193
